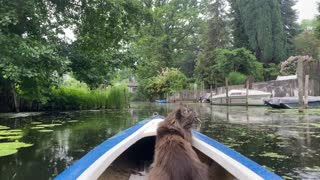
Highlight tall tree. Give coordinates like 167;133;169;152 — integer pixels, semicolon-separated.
278;0;299;56
206;0;230;50
228;0;250;49
235;0;288;63
315;2;320;39
195;0;230;87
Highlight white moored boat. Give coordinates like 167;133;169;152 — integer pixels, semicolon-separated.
55;116;282;180
211;89;272;106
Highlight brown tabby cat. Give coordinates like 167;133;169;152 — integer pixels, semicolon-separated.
148;105;208;180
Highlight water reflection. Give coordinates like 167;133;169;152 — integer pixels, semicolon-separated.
0;103;319;179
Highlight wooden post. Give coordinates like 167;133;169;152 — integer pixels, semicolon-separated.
210;84;212;104
246;79;249;108
214;78;217;94
297;58;304;112
304;75;309;109
225;78;229;105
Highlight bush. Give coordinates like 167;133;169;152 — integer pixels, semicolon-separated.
144;68;187;99
228;72;247;85
280;56;313;75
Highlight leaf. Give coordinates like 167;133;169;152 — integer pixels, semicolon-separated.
0;142;33;157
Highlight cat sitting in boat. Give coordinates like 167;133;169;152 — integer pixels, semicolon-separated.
148;104;209;180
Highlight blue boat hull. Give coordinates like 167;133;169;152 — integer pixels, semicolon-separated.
155;99;168;103
55;116;283;180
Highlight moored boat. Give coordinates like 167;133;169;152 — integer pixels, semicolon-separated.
155;99;168;103
55;116;282;180
211;89;272;106
264;96;320;109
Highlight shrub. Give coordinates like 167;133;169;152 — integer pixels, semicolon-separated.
280;56;313;75
228;72;247;85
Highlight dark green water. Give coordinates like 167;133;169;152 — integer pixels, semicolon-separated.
0;102;320;180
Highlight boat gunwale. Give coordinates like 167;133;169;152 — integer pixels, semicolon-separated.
192;131;283;180
55;117;283;180
54;116;162;180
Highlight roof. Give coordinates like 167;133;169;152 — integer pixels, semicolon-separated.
276;75;297;81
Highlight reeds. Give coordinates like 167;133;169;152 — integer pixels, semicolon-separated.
49;85;128;110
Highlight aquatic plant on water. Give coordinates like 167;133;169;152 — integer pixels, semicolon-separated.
38;129;54;133
260;152;289;159
0;142;33;157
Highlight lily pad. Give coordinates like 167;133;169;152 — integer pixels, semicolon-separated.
0;135;22;140
67;120;79;123
38;129;54;133
0;125;10;130
30;122;43;125
36;124;62;128
282;175;293;180
30;126;45;130
260;152;289;159
262;165;275;172
0;149;18;157
0;142;33;157
0;130;22;136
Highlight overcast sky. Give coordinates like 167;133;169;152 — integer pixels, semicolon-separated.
295;0;319;22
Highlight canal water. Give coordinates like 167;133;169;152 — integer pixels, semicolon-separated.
0;102;320;180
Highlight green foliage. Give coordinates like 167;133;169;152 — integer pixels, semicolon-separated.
68;0;145;87
144;68;187;99
300;19;318;30
263;63;280;81
227;72;247;85
0;0;145;111
0;0;68;103
135;0;204;81
293;31;320;59
196;48;263;87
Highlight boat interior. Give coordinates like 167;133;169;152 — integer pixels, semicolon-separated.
98;136;235;180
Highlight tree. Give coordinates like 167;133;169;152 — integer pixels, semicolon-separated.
315;2;320;39
234;0;288;63
195;48;263;87
66;0;146;88
293;31;320;59
206;0;230;50
278;0;299;56
135;0;204;79
195;0;230;87
0;0;68;112
134;0;204;98
228;0;250;49
214;48;263;80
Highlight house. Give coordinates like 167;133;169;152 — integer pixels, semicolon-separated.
127;81;138;93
